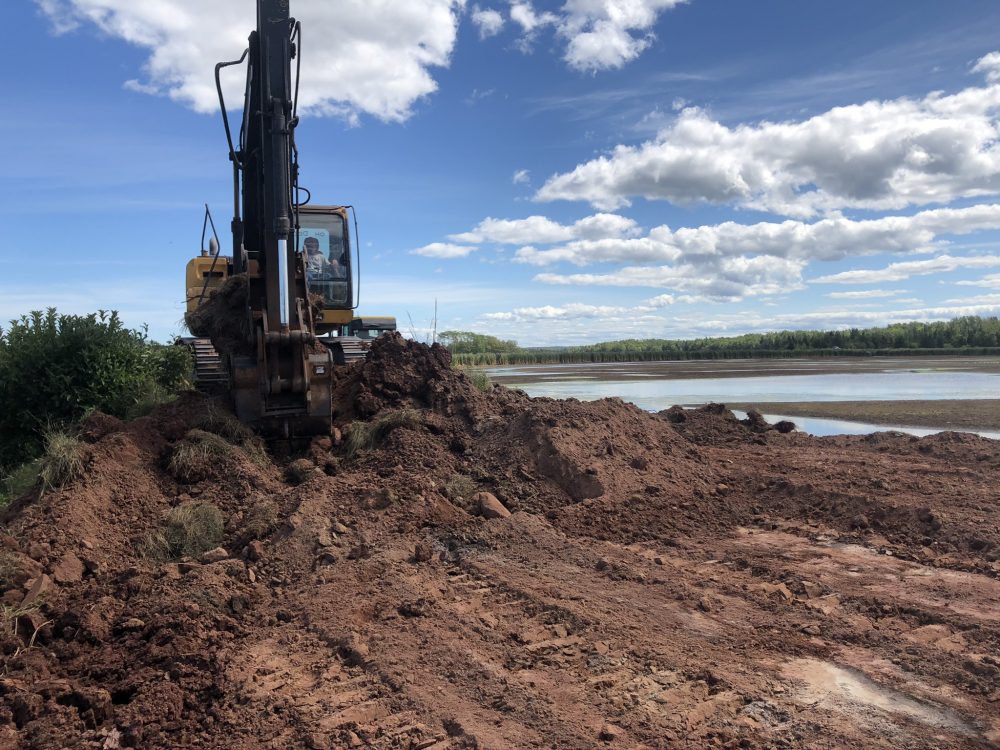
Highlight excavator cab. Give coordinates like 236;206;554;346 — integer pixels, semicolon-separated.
300;205;354;335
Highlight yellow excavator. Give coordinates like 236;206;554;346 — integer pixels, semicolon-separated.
182;0;394;438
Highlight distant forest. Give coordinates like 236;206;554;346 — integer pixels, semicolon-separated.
442;316;1000;366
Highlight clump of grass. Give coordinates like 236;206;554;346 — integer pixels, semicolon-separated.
343;410;423;459
239;499;278;544
167;429;233;482
444;474;478;508
1;459;42;507
143;501;224;561
196;407;269;465
285;458;315;485
465;369;493;392
38;430;85;494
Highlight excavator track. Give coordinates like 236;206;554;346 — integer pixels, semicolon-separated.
180;337;228;392
320;336;369;366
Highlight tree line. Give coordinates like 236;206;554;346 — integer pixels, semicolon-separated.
446;316;1000;366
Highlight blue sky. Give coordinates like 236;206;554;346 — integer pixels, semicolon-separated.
5;1;1000;345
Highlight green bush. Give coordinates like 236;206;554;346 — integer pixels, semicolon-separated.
0;309;191;473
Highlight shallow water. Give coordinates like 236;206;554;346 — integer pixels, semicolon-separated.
490;365;1000;438
494;370;1000;408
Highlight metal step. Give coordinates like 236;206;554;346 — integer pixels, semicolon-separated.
180;337;228;391
318;335;370;366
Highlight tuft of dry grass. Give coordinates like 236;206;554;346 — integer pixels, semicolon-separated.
444;474;478;508
143;501;224;560
167;429;233;483
343;410;423;459
285;458;315;485
196;406;269;465
237;499;278;545
38;430;85;494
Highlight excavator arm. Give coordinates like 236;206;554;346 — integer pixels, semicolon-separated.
219;0;334;438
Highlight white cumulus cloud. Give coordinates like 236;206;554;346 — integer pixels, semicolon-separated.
411;242;477;258
507;0;686;71
512;204;1000;266
826;289;910;300
36;0;466;123
812;254;1000;285
471;5;504;38
449;212;640;244
537;53;1000;216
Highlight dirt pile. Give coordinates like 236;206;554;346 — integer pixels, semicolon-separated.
184;274;252;355
1;335;999;749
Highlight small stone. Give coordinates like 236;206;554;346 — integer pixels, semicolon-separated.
801;581;823;599
51;552;85;584
80;539;94;551
412;542;434;563
20;574;53;608
306;732;329;750
801;624;822;636
474;492;511;520
199;547;229;564
315;550;338;566
599;723;623;742
340;635;369;666
121;618;145;631
653;557;664;565
316;528;334;548
246;540;265;561
850;514;869;530
177;562;200;574
247;568;257;583
697;596;714;613
596;558;612;572
332;521;350;535
346;731;363;748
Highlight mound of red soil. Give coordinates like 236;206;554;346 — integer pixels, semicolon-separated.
2;336;998;749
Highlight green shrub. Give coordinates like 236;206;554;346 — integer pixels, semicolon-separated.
0;460;42;508
343;410;423;459
464;368;493;392
0;309;192;473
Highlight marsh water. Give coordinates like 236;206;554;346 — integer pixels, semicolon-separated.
487;357;1000;438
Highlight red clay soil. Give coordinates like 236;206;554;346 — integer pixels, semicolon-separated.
1;334;999;749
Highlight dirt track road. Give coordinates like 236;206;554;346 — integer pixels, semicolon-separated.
2;336;999;749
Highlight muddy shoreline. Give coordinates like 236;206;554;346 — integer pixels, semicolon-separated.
487;355;1000;383
729;399;1000;431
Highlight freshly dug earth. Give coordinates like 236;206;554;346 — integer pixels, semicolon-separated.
184;274;253;356
2;334;999;749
